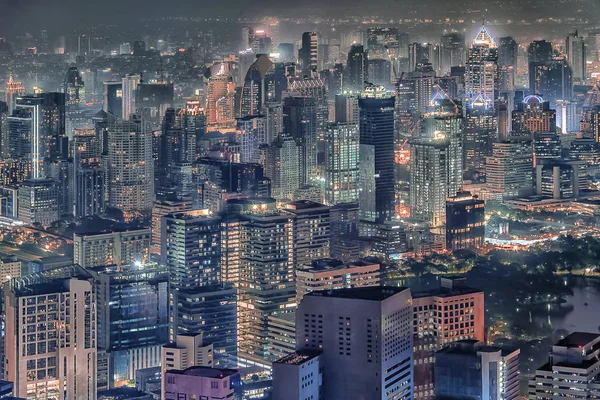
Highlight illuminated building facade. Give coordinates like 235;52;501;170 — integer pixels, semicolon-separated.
445;191;485;251
511;95;556;136
73;228;151;269
324;122;360;205
485;139;534;200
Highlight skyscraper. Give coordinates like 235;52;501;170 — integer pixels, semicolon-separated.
4;267;97;400
445;192;485;251
206;64;236;128
106;113;154;213
264;135;300;200
529;58;573;107
73;228;151;269
511;95;557;135
296;287;414;400
283;96;317;184
440;33;466;75
346;44;367;92
240;54;273;118
122;73;141;120
565;31;587;82
358;86;395;224
299;32;318;76
324;122;360;205
485;139;534;199
162;210;237;367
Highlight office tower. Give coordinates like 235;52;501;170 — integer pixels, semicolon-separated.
72;128;105;218
334;94;359;124
237;115;267;164
89;263;168;388
73;228;151;269
408;42;432;72
535;159;586;199
10;93;65;179
4;269;96;399
267;313;297;361
263;102;283;143
4;74;25;113
511;95;556;135
272;350;322;400
0;256;21;283
464;25;498;173
282;200;331;268
135;82;174;125
295;258;381;303
532;133;562;166
358;86;395;223
367;59;392;87
163;210;237;367
346;44;367;92
299;32;318;76
240;54;273;117
223;199;294;366
440;33;465;75
103;81;123;118
555;99;578;133
586;104;600;142
485;139;534;199
570;138;600;166
163;366;240;400
529;332;600;399
106;113;154;213
264;135;300;200
409;136;451;227
17;179;59;226
290;76;329;144
296;287;413;400
435;341;520;400
446;192;485;251
529;58;573;107
324;122;360;205
47;158;72;218
277;43;295;63
565;31;587;82
150;198;192;254
205;64;236;127
528;40;553;65
64;66;86;136
410;63;436;113
197;157;271;213
122;73;141;120
498;37;517;91
283;96;317;184
411;277;485;400
367;27;399;60
157;108;196;195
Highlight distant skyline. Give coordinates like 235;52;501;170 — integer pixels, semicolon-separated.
0;0;597;36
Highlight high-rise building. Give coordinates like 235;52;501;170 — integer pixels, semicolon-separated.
237;115;267;164
73;228;151;269
64;66;86;137
565;31;587;82
9;93;66;179
4;74;25;114
511;95;556;135
264;135;300;200
412;277;485;400
464;25;498;173
205;64;236;128
529;58;573;107
150;198;192;254
103;81;123;118
299;32;319;76
446;192;485;251
227;198;295;366
440;33;466;75
89;263;168;388
435;340;520;400
4;268;97;400
555;99;579;133
532;132;562;167
122;73;141;120
527;40;553;65
295;258;381;304
17;179;59;227
410;136;451;227
240;55;273;118
324;122;360;205
283;96;318;184
498;37;517;91
106;113;154;213
358;86;395;223
296;287;414;400
272;350;322;400
485;139;534;199
529;332;600;399
346;44;367;92
535;159;586;199
162;210;237;367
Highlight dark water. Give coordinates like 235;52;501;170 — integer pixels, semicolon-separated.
547;277;600;333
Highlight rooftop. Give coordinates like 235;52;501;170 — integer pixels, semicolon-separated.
556;332;600;348
306;286;408;301
166;366;238;379
283;200;329;211
274;349;321;365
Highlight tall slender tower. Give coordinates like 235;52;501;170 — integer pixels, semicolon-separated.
122;73;141;120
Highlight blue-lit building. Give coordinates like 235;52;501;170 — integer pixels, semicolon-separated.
89;263;169;389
